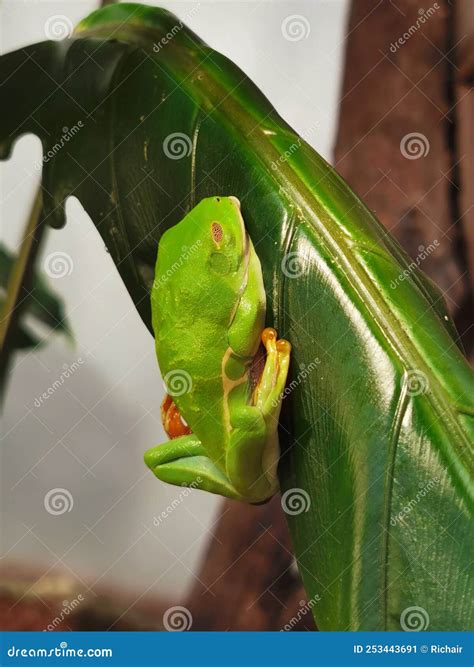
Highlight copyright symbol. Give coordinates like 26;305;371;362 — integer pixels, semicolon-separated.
421;645;428;653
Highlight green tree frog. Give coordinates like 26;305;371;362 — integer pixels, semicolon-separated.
144;196;291;503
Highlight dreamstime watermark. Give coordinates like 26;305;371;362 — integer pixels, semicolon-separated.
281;488;311;515
153;241;202;289
7;643;112;659
153;4;201;52
153;478;202;527
404;369;429;396
400;606;430;631
44;15;73;41
44;488;74;516
44;594;85;631
33;358;84;408
281;595;321;631
35;122;84;169
272;140;301;171
400;132;430;159
281;251;304;278
43;251;74;279
281;15;311;42
163;606;193;631
272;358;320;408
391;477;440;526
163;369;193;397
389;4;440;53
162;132;193;159
271;121;320;171
390;240;439;289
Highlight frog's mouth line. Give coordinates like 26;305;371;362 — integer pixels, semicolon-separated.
229;194;250;291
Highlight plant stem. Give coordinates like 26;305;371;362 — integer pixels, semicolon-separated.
0;189;44;392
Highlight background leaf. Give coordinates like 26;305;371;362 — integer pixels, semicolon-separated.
0;243;72;342
0;237;72;398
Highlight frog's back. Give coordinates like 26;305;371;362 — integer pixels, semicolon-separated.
156;305;230;448
151;206;248;453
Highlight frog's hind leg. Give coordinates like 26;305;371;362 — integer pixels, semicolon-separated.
144;435;244;500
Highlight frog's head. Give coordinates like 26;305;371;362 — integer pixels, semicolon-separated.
196;196;248;276
162;196;248;277
204;196;248;276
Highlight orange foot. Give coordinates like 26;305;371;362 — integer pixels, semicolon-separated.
161;395;192;439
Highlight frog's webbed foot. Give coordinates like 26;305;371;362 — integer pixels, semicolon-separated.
144;435;244;500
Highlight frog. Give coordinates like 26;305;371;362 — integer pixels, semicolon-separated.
144;196;291;503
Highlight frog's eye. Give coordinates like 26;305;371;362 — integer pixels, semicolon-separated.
211;221;223;245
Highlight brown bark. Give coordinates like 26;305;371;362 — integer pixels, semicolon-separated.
186;497;315;631
453;0;474;350
0;565;171;630
334;0;471;345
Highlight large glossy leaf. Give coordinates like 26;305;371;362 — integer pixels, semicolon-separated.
0;4;472;630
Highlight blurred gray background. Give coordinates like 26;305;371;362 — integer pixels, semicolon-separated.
1;0;348;602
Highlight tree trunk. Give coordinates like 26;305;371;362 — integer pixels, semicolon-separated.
334;0;472;357
186;497;315;631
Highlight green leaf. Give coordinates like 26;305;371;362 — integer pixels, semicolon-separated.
0;4;472;630
0;243;72;343
0;297;43;350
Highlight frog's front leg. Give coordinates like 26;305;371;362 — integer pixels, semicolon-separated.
254;327;292;417
144;435;245;500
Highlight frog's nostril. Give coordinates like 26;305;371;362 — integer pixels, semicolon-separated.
228;195;241;209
